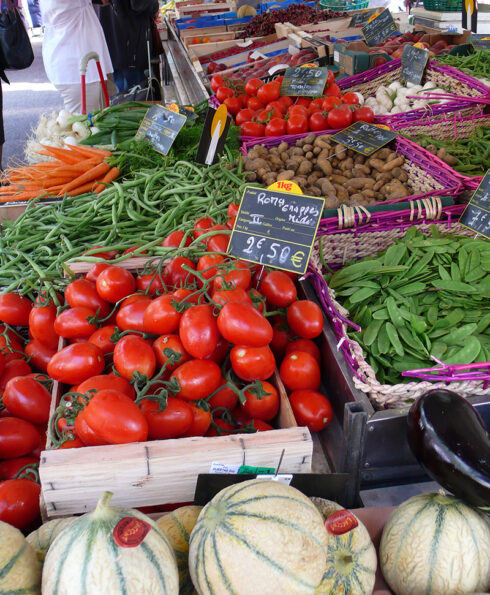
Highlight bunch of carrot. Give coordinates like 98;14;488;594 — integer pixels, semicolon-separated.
0;144;121;202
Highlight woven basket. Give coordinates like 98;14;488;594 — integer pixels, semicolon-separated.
337;59;490;126
309;212;490;409
394;112;490;191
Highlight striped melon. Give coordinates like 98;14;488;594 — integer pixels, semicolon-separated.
27;517;77;562
0;520;41;594
311;498;376;595
157;506;202;595
380;492;490;595
188;479;328;595
42;491;179;595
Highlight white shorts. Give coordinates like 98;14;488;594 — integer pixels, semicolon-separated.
54;81;107;115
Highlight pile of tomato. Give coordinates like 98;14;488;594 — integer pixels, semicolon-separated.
211;72;375;137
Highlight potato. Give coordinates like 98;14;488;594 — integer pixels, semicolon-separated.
316;158;333;176
382;156;404;171
277;170;296;181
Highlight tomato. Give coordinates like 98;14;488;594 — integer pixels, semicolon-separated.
241;380;279;421
0;335;24;363
115;301;149;332
65;279;111;317
244;77;263;96
214;260;252;291
286;114;308;135
82;246;118;260
30;424;47;459
270;318;294;360
3;377;51;424
28;303;59;349
259;271;297;307
240;120;265;137
139;397;193;439
265;117;287;137
164;257;196;289
285;338;321;364
58;438;84;449
153;334;190;373
212;287;251;307
326;68;335;86
136;273;165;296
162;230;192;248
142;295;180;336
193;216;215;239
0;293;32;327
321;96;342;111
197;254;226;285
0;417;39;458
327;105;353;129
308;111;329;132
236;93;249;108
208;383;238;414
0;478;40;529
246;95;264;112
278;95;293;111
280;351;320;391
24;340;55;373
210;74;225;93
310;98;325;111
224;96;242;116
205;225;230;253
75;409;108;446
179;304;219;359
54;307;97;338
85;262;110;283
96;266;136;303
47;343;105;385
173;288;200;305
352;106;375;124
0;359;31;390
113;335;156;381
181;402;212;437
171;359;222;400
230;345;275;382
324;83;342;98
287;300;323;339
266;100;286;114
204;335;230;365
288;104;308;118
249;419;274;431
77;373;135;401
87;324;117;355
342;92;360;105
0;456;37;480
289;389;332;431
84;389;148;444
216;86;234;103
121;246;147;257
205;418;236;437
235;108;254;126
217;302;272;347
294;97;311;108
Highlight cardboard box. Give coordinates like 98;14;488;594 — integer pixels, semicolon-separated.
333;41;392;76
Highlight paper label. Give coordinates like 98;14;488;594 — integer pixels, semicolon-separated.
250;50;267;60
334;50;340;63
113;518;151;548
325;510;358;535
210;462;241;474
268;64;289;75
257;473;293;485
237;39;253;47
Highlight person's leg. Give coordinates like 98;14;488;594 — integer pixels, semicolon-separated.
27;0;42;28
85;81;108;112
54;83;83;114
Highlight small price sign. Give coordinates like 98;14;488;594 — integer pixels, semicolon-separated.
459;169;490;239
331;121;398;155
349;8;379;27
469;34;490;50
280;66;329;97
401;44;430;85
362;8;398;47
135;105;187;155
227;186;325;274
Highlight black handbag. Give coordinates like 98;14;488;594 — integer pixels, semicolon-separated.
0;0;34;71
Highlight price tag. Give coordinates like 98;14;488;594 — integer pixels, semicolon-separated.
195;105;231;165
236;39;253;47
349;8;379;27
238;465;275;474
362;9;398;48
209;462;241;474
227;186;325;274
459;169;490;239
135;105;187;155
280;66;329;97
250;50;267;60
469;34;490;50
269;64;289;76
331;121;398;155
256;474;293;485
401;44;429;85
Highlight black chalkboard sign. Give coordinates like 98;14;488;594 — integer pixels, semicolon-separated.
280;67;329;97
469;34;490;50
331;121;398;156
362;9;398;47
227;186;325;274
349;8;379;28
459;170;490;239
401;44;429;85
135;105;187;155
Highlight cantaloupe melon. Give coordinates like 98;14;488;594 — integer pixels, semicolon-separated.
27;517;77;561
0;520;41;594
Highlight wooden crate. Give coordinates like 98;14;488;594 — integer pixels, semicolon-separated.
39;257;312;518
0;198;59;223
182;31;237;48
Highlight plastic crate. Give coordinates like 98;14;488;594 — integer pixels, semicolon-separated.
423;0;462;10
319;0;368;11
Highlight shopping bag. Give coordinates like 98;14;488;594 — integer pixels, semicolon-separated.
0;0;34;70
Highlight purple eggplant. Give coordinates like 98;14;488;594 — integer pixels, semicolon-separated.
407;389;490;508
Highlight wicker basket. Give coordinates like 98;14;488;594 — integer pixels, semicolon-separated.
309;212;490;409
337;59;490;126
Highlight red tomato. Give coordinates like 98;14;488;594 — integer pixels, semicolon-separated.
352;106;375;124
171;359;222;400
58;438;84;449
295;97;311;108
214;260;252;291
246;95;265;111
266;100;286;114
285;338;321;364
249;419;274;431
87;324;117;355
28;303;59;349
212;287;251;307
84;389;148;444
3;377;51;424
310;98;325;111
173;288;200;305
224;96;242;116
0;335;24;364
54;307;97;338
153;334;190;373
0;417;39;458
259;271;297;307
77;373;135;401
217;301;272;347
0;359;31;390
287;300;323;339
164;257;196;288
235;108;255;126
139;397;193;440
179;304;219;359
245;78;263;96
326;69;335;86
278;95;293;111
120;293;152;307
210;74;225;93
270;318;294;360
204;335;229;364
324;83;342;98
65;279;111;317
236;93;249;108
216;86;234;103
288;104;308;118
289;389;332;431
0;293;32;327
82;246;118;260
240;121;265;137
230;345;275;382
265;117;286;137
205;418;236;437
85;262;110;283
0;478;40;529
197;254;226;285
75;409;108;446
342;92;360;105
193;216;215;239
181;402;212;437
143;295;181;335
327;105;353;129
309;111;329;132
0;456;37;480
242;380;279;421
162;230;192;248
113;335;156;381
24;340;55;373
205;225;230;253
280;351;320;391
321;96;342;111
115;301;149;332
136;273;165;296
47;343;105;385
96;266;136;303
208;383;238;414
121;246;148;257
286;114;308;135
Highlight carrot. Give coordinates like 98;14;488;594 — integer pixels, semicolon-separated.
63;181;101;197
40;145;81;165
60;162;111;194
50;158;101;176
93;166;120;194
67;144;112;159
0;190;49;202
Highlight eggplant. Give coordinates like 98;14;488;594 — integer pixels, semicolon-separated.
407;389;490;508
